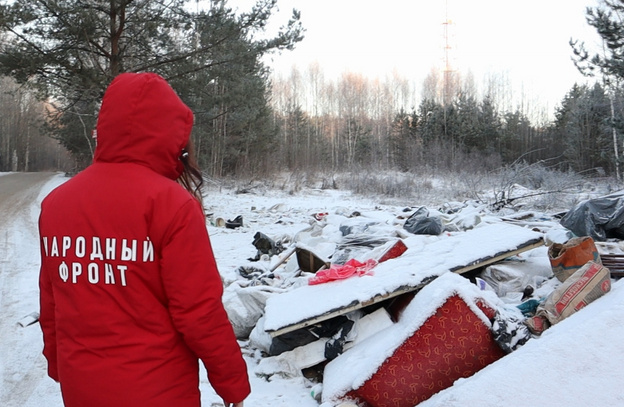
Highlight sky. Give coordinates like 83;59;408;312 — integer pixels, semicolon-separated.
229;0;603;116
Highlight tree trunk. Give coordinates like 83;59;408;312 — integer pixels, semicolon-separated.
610;93;620;181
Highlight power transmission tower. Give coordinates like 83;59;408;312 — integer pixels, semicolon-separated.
442;0;456;108
442;0;456;142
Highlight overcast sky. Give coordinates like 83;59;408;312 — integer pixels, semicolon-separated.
228;0;602;115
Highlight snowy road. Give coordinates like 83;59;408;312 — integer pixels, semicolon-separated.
0;172;55;322
0;172;63;407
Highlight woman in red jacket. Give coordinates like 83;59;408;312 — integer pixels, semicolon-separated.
38;73;250;407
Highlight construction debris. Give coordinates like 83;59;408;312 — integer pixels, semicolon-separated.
216;198;620;407
262;223;543;339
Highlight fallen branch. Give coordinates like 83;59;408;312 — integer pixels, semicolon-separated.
491;189;564;211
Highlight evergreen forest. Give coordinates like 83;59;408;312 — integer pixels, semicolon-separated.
1;0;624;185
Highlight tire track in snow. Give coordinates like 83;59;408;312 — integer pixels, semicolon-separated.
0;172;58;407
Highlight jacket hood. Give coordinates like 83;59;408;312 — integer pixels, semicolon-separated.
94;73;194;179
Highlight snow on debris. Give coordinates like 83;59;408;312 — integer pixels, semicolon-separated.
263;222;542;334
321;272;500;402
4;172;624;407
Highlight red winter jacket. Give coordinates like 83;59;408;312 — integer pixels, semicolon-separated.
38;73;250;407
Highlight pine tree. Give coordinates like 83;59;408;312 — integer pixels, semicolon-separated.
552;83;614;174
0;0;303;170
571;0;624;82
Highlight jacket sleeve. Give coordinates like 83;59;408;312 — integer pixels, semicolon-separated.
39;230;60;382
160;199;251;403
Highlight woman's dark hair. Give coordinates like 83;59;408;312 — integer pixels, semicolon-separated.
177;139;204;210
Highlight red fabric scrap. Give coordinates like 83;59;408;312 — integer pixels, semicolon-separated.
308;258;377;285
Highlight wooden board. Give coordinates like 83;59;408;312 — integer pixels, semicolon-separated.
451;240;545;274
264;223;544;338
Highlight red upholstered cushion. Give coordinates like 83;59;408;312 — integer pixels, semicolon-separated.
352;295;505;407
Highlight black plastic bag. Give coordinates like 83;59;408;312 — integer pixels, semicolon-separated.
403;207;443;235
560;193;624;241
226;215;243;229
492;310;531;353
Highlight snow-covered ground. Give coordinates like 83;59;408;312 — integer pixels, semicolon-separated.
2;172;624;407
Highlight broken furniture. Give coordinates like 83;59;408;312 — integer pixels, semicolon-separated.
321;272;506;407
296;246;330;273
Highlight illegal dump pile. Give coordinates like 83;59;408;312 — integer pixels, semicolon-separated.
214;192;623;407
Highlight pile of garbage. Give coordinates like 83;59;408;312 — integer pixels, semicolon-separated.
214;195;621;407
